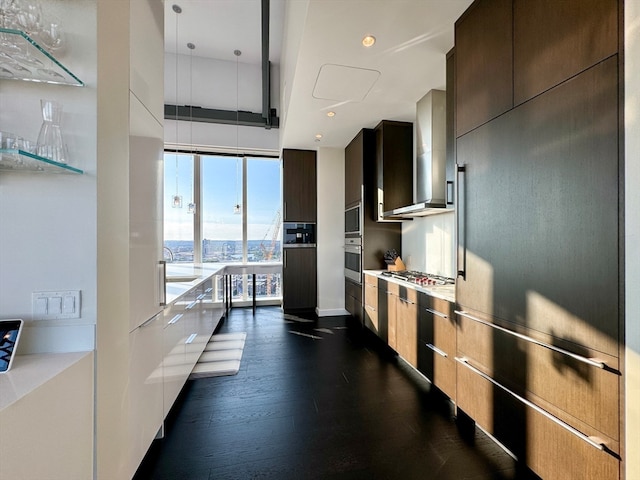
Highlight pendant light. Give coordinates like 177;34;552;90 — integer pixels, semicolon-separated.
187;41;196;215
171;4;182;209
233;49;242;214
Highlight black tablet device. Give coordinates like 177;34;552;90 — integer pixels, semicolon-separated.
0;319;23;373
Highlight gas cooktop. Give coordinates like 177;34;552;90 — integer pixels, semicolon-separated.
380;270;455;287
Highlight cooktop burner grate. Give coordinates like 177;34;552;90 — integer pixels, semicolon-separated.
380;270;455;286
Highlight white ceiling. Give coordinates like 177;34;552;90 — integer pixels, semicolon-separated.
164;0;473;151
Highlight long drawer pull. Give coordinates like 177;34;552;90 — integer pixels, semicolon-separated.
425;307;448;319
398;297;415;305
168;313;183;325
185;333;197;345
205;287;213;293
426;343;447;358
196;293;206;300
455;357;605;451
364;304;377;312
454;310;606;369
185;300;198;310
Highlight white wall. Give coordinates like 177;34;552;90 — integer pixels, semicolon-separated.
0;0;97;353
316;147;347;316
625;3;640;479
401;212;455;277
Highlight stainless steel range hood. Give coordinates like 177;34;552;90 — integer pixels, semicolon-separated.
384;89;450;218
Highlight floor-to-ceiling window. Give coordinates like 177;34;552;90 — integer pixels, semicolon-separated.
163;152;282;302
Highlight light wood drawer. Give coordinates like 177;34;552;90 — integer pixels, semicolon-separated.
456;360;619;480
456;310;619;444
364;273;378;286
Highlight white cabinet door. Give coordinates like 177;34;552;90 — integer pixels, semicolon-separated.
128;313;164;477
129;101;164;331
162;298;189;418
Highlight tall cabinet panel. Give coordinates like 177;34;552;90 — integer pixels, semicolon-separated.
282;149;317;222
513;0;618;105
374;120;413;220
455;0;513;136
283;247;317;313
454;0;621;476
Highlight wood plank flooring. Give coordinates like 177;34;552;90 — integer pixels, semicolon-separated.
134;307;538;480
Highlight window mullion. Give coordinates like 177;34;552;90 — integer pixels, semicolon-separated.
193;154;202;263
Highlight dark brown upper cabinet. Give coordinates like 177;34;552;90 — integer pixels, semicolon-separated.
455;0;513;137
513;0;618;106
282;149;317;222
344;129;370;208
374;120;413;221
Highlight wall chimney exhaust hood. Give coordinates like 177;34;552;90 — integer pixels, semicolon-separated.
384;89;451;218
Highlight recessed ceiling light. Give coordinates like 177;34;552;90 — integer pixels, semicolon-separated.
327;111;336;117
362;35;376;47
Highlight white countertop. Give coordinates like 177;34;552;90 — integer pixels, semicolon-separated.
363;270;456;303
0;351;92;411
165;262;282;305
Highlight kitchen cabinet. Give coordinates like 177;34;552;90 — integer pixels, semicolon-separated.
513;0;618;106
455;0;512;137
282;149;317;222
344;129;367;208
395;286;419;368
282;247;317;313
374;120;413;221
445;47;456;206
129;313;164;474
453;1;621;476
345;278;362;324
363;273;379;333
418;294;456;400
386;281;399;350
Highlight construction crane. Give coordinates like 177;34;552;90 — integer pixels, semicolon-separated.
259;208;281;295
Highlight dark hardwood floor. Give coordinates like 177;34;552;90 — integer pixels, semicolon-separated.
134;307;537;480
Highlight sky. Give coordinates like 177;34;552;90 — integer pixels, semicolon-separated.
164;153;281;242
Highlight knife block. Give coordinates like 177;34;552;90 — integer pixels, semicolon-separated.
387;257;406;271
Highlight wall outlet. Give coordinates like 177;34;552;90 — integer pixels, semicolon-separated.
32;291;81;320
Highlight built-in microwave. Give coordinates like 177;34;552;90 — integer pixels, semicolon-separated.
345;204;361;237
344;237;362;284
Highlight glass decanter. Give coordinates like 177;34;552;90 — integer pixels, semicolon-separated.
36;99;68;163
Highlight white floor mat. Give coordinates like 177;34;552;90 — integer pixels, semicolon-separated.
189;332;247;379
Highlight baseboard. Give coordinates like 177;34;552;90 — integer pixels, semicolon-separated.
316;307;350;317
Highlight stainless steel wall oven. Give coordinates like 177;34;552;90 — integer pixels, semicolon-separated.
344;237;362;284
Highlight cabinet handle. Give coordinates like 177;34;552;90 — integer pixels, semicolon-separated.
425;307;448;319
185;300;198;310
284;202;287;219
185;333;197;344
446;180;454;205
196;293;206;301
168;313;183;325
378;202;384;220
205;287;213;293
284;250;287;268
398;297;415;305
455;357;606;451
454;310;606;369
426;343;447;358
456;164;466;279
139;315;157;328
159;260;167;306
365;304;376;312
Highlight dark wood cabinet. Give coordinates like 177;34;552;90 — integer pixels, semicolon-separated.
417;294;456;401
445;48;456;206
456;57;619;357
453;1;622;476
345;278;362;324
374;120;413;221
455;0;513;137
282;247;317;313
282;149;317;222
344;130;369;208
513;0;618;106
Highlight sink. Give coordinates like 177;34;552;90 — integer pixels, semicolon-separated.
166;275;200;283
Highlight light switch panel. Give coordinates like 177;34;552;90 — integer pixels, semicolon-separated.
32;291;81;319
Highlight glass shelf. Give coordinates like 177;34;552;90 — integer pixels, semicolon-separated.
0;28;83;86
0;149;83;174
